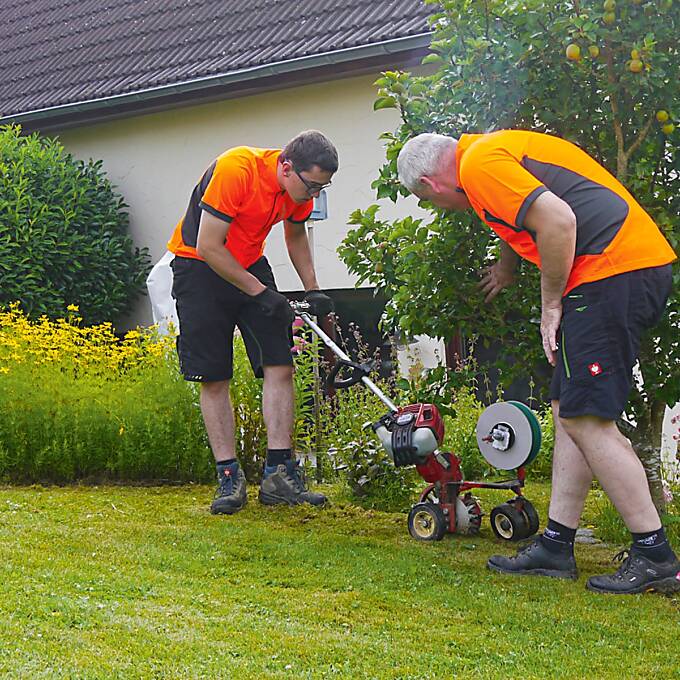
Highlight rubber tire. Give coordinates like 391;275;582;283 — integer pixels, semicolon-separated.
490;502;529;541
408;502;447;541
510;497;540;537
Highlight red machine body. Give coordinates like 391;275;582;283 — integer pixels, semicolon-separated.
413;451;528;537
396;403;444;445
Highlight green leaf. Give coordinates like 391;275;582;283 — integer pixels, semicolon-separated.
373;96;398;111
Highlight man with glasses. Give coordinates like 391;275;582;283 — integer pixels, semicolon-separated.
168;130;338;515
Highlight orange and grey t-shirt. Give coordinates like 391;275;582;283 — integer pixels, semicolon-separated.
456;130;676;294
168;146;313;268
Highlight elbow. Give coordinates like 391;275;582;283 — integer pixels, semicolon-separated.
563;208;577;254
195;236;215;262
562;207;577;234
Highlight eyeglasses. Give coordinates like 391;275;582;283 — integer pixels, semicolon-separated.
293;166;332;195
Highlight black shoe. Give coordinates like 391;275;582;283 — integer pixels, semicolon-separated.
586;549;680;595
487;538;578;580
259;461;327;507
210;466;247;515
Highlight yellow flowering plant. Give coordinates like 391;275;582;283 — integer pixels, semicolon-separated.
0;304;212;482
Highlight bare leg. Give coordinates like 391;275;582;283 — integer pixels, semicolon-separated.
560;414;660;532
262;365;294;449
548;400;593;528
199;380;236;462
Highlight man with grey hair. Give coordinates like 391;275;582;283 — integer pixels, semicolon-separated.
397;129;679;595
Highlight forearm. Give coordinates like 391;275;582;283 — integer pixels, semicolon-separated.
285;228;319;291
200;246;265;296
498;240;520;272
195;210;265;296
537;226;575;308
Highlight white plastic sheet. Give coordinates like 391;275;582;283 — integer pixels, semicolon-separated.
146;251;179;335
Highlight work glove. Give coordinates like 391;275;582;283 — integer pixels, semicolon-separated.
252;288;295;325
304;290;334;317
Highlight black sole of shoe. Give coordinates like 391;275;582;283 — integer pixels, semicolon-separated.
210;500;247;515
258;492;301;506
487;562;578;580
586;575;680;595
258;492;325;507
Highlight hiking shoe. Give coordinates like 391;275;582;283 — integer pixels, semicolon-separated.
586;550;680;595
210;466;247;515
487;538;578;580
259;461;327;507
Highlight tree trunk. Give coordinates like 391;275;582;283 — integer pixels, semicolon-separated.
628;398;667;518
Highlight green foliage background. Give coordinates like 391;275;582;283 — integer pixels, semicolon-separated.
0;125;150;325
339;0;679;506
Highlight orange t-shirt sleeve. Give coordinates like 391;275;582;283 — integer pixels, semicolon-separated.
199;155;251;222
460;143;548;228
287;199;314;224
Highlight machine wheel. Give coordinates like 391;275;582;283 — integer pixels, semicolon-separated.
490;503;528;541
511;497;540;537
455;493;483;535
408;502;447;541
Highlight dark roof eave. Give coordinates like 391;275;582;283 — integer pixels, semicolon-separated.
1;33;432;129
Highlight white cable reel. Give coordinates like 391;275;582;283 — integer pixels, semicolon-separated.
475;401;542;470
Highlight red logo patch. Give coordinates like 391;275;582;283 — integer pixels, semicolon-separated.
588;362;603;376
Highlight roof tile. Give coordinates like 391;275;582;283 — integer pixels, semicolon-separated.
0;0;431;117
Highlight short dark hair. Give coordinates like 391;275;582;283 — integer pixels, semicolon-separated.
281;130;338;173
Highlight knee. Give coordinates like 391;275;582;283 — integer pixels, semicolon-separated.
200;380;230;398
263;365;294;383
559;414;612;442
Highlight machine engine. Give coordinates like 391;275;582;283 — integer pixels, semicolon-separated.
372;403;444;467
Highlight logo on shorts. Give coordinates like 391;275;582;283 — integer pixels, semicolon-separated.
588;362;603;376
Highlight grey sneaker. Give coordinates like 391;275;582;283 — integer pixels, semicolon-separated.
487;538;578;580
259;461;327;506
586;549;680;595
210;466;247;515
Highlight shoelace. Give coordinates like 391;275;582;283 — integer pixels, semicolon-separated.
215;471;235;498
516;540;539;557
282;465;306;493
609;549;641;580
612;549;630;564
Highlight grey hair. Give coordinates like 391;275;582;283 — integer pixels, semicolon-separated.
397;133;456;193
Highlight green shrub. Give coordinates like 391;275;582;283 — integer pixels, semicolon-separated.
341;0;680;512
528;404;555;480
0;306;326;485
0;125;150;325
0;306;213;483
229;337;266;483
0;303;552;504
321;384;420;513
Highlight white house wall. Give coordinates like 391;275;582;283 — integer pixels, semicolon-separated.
54;74;429;329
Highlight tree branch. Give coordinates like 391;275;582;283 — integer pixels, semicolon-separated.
605;41;627;179
625;114;655;160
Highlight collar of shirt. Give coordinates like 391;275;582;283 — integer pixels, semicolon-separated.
260;150;285;196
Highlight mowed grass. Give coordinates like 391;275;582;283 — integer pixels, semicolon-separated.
0;481;678;679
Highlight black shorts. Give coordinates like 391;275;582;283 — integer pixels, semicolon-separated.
550;264;672;420
170;256;293;382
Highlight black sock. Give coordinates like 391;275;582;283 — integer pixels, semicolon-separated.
266;448;292;468
631;527;674;563
539;518;577;555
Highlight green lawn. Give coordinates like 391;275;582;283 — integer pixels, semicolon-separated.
0;481;678;679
